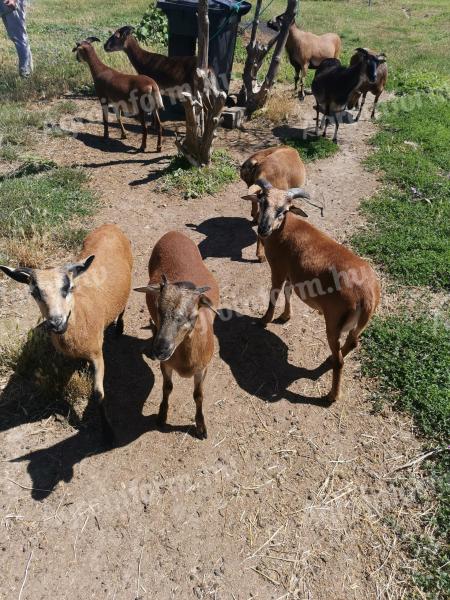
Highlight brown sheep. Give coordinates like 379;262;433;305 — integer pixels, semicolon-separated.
347;48;388;120
73;37;163;152
135;231;219;439
0;224;133;445
267;15;341;99
240;145;307;262
242;181;380;402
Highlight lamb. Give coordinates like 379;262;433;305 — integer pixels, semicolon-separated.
240;146;307;262
73;37;163;152
267;15;341;99
0;224;133;445
311;48;386;142
134;231;219;439
347;48;387;120
242;180;380;402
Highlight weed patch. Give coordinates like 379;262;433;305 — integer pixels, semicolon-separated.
159;150;238;199
285;136;339;162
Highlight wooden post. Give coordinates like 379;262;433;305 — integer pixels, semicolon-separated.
176;0;226;167
240;0;298;116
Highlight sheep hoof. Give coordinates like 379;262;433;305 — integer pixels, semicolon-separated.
325;392;338;404
279;313;291;323
138;146;146;153
156;145;162;153
121;133;127;140
257;254;266;263
195;425;208;440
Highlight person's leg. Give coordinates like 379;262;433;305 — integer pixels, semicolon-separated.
3;0;33;77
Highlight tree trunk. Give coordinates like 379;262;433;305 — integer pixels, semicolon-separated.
240;0;298;116
176;0;226;167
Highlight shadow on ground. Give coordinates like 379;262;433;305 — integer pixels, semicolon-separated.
215;310;332;405
187;217;258;262
5;328;193;500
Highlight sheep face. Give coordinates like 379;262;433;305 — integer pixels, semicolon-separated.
72;38;100;63
104;26;135;53
355;48;386;84
0;256;95;334
242;183;309;239
267;15;284;32
137;279;213;362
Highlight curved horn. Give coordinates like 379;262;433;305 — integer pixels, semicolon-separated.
85;36;101;44
355;47;368;55
287;188;310;200
255;178;272;191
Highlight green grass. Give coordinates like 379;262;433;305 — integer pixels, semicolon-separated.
159;149;238;198
361;315;450;595
285;136;339;162
362;315;449;440
353;95;450;290
0;167;96;252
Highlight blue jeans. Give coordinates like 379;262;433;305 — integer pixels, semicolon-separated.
1;0;33;76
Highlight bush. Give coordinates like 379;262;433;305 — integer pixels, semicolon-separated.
136;2;168;48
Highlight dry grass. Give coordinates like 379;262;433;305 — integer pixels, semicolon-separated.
2;232;58;268
256;91;298;125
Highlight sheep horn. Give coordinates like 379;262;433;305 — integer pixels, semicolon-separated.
255;178;272;191
287;188;310;200
85;36;101;44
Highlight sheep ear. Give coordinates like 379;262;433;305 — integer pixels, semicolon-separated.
134;284;161;295
199;294;218;315
378;53;387;63
67;255;95;278
72;42;80;52
242;194;260;203
289;206;308;218
0;265;33;284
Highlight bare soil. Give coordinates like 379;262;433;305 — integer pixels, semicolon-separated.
0;95;427;600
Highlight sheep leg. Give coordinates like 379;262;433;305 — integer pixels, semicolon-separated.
92;353;114;446
279;279;293;323
371;93;380;119
261;270;286;325
117;108;127;139
325;324;344;402
101;99;109;140
153;109;163;153
322;116;329;138
115;310;125;337
293;63;300;91
193;368;208;439
315;106;320;136
332;114;339;143
138;110;147;152
158;362;173;426
256;236;266;262
355;92;367;122
299;64;308;100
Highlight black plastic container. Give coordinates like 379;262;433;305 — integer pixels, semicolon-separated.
157;0;251;94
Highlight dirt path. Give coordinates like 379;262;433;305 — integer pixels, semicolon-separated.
0;97;422;600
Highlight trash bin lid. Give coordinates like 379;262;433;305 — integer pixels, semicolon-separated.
157;0;251;15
